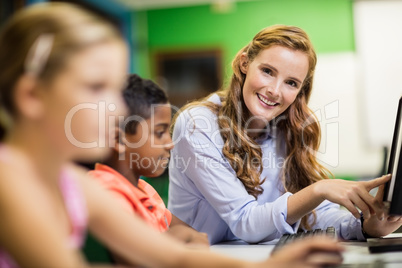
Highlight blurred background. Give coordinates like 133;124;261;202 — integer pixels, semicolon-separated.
2;0;402;196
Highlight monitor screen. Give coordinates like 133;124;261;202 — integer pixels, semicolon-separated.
384;97;402;215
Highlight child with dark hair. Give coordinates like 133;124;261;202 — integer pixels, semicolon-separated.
89;74;209;258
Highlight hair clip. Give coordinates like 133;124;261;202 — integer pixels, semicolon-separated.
24;34;54;77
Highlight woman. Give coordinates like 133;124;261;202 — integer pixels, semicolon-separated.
168;25;402;244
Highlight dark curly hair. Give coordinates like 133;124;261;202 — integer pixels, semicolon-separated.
122;74;168;134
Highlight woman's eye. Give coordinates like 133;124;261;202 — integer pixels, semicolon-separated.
287;80;298;88
262;68;272;75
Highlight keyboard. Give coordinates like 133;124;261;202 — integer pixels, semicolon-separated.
272;227;387;268
272;226;337;253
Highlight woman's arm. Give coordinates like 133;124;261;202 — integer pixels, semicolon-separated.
286;175;390;225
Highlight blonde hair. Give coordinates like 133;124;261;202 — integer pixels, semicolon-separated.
173;25;332;229
0;2;124;139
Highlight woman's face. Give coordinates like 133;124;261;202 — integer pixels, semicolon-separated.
40;40;128;161
241;45;309;130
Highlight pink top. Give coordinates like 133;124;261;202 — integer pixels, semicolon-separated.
0;156;88;267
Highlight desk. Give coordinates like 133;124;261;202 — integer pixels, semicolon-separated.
211;234;402;267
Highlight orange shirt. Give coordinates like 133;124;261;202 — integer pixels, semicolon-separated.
89;164;172;232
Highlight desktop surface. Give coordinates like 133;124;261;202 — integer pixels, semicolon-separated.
210;233;402;267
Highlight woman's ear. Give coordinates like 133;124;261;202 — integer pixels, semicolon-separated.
13;74;44;120
239;53;249;74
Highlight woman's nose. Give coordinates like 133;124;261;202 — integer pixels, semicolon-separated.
266;80;280;98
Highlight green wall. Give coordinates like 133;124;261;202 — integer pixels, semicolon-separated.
135;0;354;78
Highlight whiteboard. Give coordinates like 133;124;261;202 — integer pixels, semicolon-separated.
354;0;402;148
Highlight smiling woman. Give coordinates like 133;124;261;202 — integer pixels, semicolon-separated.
168;25;402;245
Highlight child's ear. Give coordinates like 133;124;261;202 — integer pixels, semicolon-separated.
114;127;126;154
13;74;44;119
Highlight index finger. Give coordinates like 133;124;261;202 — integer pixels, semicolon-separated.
365;174;391;190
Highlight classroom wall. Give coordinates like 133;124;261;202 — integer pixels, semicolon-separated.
131;0;385;179
135;0;355;77
354;1;402;149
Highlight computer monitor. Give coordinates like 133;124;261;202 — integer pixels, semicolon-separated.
383;96;402;216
